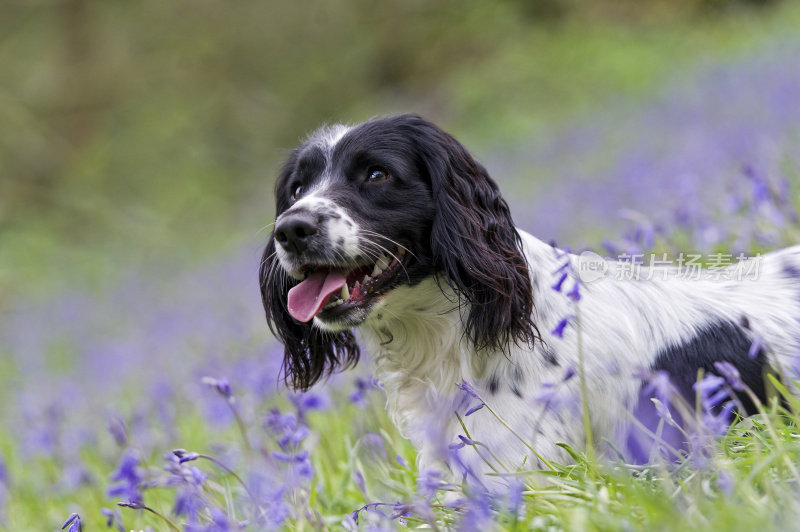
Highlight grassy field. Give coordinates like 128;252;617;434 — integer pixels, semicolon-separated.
2;2;800;531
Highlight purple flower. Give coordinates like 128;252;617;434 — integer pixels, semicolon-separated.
551;272;568;292
566;280;581;302
456;380;486;417
174;485;206;520
61;513;81;532
457;487;493;532
107;415;128;447
713;361;745;391
173;449;201;464
272;450;314;480
100;507;125;532
352;470;366;493
641;370;678;417
289;391;328;416
201;376;232;399
551;316;572;338
507;478;525;512
348;376;380;406
456;380;480;400
465;403;484;416
694;374;729;411
107;448;143;504
417;469;445;500
748;336;764;359
458;435;475;446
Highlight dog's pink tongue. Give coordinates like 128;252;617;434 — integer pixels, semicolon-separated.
287;270;346;322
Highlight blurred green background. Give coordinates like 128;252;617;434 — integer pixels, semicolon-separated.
0;0;794;296
2;1;800;527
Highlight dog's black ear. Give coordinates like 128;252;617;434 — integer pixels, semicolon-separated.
259;156;360;391
399;115;539;352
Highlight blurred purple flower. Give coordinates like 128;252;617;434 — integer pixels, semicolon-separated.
566;280;581;302
456;380;480;400
107;415;128;447
713;361;745;391
289;391;328;417
552;317;572;338
107;448;144;504
348;376;380;406
748;336;764;359
551;272;568;292
353;470;366;493
100;507;125;532
694;374;729;411
61;513;81;532
417;469;445;501
202;377;233;400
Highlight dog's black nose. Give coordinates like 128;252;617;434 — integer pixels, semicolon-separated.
274;213;318;254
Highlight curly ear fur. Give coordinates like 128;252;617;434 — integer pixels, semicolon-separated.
259;157;360;391
399;115;540;352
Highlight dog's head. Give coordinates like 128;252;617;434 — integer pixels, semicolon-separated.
260;114;538;390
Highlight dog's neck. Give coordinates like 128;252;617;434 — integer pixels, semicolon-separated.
360;278;471;447
356;235;577;474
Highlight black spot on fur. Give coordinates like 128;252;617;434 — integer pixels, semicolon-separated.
345;220;353;228
541;346;559;367
513;365;525;384
328;211;341;220
511;384;523;398
487;373;499;395
650;320;769;413
337;237;345;246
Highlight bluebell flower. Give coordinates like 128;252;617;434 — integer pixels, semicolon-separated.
713;361;745;391
352;469;366;493
456;486;493;532
360;432;387;461
201;376;232;399
566;280;581;302
107;415;128;447
348;376;380;406
61;513;81;532
694;374;729;411
748;336;764;359
640;370;678;420
289;391;328;417
456;380;480;400
100;507;125;532
551;272;568;292
465;403;484;416
107;448;143;504
507;478;525;513
551;316;572;338
417;469;444;501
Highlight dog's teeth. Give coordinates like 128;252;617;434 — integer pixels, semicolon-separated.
377;255;390;271
371;263;382;277
397;247;406;257
323;298;343;310
341;284;350;300
363;274;371;284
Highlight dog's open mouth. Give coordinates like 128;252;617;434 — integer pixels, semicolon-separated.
287;247;407;323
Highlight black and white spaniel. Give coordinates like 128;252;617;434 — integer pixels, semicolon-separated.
260;114;800;483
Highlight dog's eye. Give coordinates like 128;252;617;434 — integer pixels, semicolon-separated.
368;168;389;183
291;185;304;200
